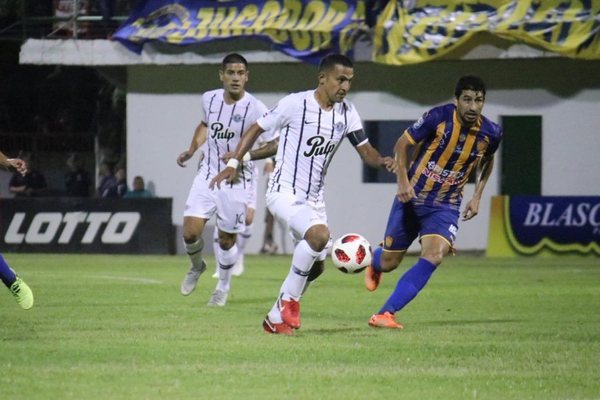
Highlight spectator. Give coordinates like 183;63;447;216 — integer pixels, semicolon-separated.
97;161;117;197
115;167;128;197
123;176;153;198
8;153;47;197
64;153;91;197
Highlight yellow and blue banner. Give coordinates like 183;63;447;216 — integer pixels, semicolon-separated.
487;196;600;257
112;0;364;64
374;0;600;65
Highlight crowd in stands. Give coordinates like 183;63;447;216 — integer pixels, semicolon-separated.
7;152;153;199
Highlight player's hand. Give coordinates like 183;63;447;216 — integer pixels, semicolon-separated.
209;167;237;189
7;158;27;176
462;197;480;221
396;181;415;203
177;150;193;167
380;156;396;173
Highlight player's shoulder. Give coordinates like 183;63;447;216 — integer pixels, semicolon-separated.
480;114;503;138
413;103;453;128
432;103;455;119
338;98;358;114
288;90;313;102
276;90;311;109
202;88;223;101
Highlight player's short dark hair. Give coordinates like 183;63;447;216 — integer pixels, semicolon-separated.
455;75;486;98
318;54;353;73
221;53;248;69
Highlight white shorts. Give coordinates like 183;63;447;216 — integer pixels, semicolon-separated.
266;191;328;241
184;174;247;233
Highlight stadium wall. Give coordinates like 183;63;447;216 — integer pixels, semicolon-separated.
126;59;600;254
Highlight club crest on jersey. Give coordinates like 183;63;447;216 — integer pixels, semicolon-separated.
334;122;345;133
232;114;243;123
210;122;236;141
304;136;335;157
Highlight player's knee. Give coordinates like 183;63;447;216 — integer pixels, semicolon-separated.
306;233;329;252
218;232;236;250
420;251;444;266
307;260;324;282
380;251;404;272
304;225;330;252
182;230;200;244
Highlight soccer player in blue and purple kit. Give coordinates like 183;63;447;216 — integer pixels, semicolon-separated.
366;75;502;329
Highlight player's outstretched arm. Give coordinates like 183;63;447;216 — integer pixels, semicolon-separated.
177;122;207;167
220;137;278;163
249;137;279;161
354;139;396;172
462;154;495;221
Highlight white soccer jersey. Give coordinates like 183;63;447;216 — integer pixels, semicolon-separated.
258;90;365;203
198;88;275;189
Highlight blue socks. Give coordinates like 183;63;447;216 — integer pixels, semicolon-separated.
371;246;383;272
0;254;17;287
380;257;437;314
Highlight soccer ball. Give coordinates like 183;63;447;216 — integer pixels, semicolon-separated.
331;233;372;274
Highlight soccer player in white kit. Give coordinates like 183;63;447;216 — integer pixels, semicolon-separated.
177;53;276;306
211;54;396;334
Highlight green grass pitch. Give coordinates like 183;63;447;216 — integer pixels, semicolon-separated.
1;253;599;399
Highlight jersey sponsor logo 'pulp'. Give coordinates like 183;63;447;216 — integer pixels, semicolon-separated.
4;211;141;244
303;136;336;157
210;122;236;141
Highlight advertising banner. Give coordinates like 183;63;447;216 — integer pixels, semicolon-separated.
374;0;600;65
112;0;364;64
0;198;174;254
487;196;600;257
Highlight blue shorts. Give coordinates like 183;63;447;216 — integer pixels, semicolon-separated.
382;198;459;251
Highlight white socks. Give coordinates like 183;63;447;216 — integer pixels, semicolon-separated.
216;244;238;292
268;240;319;322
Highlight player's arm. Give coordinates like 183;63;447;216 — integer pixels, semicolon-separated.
462;153;495;221
249;137;278;161
209;122;265;189
0;150;27;175
221;137;279;163
394;132;417;203
350;129;396;172
177;122;207;167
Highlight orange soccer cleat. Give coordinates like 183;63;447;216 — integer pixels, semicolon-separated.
262;315;294;336
278;298;301;329
368;312;404;329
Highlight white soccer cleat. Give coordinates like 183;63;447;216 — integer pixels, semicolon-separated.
207;289;229;306
180;260;206;296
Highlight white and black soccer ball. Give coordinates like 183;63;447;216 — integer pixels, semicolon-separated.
331;233;372;274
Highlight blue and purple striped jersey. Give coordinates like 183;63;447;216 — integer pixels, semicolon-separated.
405;103;502;210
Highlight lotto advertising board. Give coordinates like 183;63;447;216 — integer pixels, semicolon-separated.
487;196;600;257
0;198;174;254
